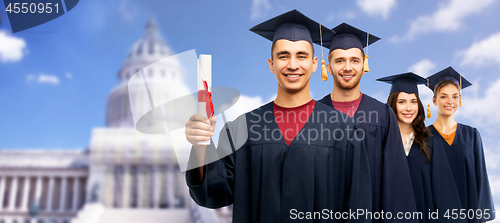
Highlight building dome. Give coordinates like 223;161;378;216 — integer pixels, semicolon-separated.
118;17;178;82
106;18;191;128
122;17;173;71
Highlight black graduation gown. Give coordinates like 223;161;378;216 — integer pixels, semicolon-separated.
318;94;418;222
428;124;495;222
406;135;465;223
186;102;372;222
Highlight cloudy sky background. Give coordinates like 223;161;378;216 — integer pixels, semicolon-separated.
1;0;500;217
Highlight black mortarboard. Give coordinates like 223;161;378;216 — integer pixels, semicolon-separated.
376;72;427;95
324;23;380;52
249;9;335;45
320;23;380;72
250;9;335;81
427;66;472;91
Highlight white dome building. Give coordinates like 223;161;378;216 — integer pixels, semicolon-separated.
83;17;225;223
106;17;191;128
0;18;230;223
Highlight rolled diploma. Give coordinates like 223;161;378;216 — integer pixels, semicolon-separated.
197;54;212;145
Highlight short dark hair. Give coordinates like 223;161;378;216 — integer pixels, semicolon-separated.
271;41;315;60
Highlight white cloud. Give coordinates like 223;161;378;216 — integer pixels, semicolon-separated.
0;30;27;63
250;0;271;20
117;0;140;22
484;142;500;170
488;173;500;223
418;85;434;101
408;59;437;77
456;77;500;126
458;32;500;67
356;0;397;19
392;0;495;42
26;73;60;85
489;173;500;193
66;72;73;79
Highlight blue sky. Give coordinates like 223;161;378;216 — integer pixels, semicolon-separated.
1;0;500;215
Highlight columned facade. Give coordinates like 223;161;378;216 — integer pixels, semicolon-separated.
0;174;88;223
86;164;185;209
0;18;227;223
0;150;88;223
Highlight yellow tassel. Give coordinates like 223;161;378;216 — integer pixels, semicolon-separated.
459;75;462;106
321;59;328;81
363;55;369;72
427;104;431;118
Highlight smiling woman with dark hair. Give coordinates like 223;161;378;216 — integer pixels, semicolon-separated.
386;91;429;159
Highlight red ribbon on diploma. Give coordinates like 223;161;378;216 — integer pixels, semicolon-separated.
197;78;214;117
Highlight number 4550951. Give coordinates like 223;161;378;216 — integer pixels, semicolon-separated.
5;3;59;14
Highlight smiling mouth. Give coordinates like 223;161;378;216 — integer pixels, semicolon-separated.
402;113;414;118
444;106;454;109
340;74;355;80
284;74;302;78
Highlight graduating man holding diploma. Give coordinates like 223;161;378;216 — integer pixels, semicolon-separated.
184;10;371;222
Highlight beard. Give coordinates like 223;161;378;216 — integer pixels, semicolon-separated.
332;71;362;90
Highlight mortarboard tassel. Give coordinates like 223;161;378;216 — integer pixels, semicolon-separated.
321;60;328;81
363;55;369;72
363;33;370;72
319;23;328;81
459;75;463;106
427;79;431;118
427;104;431;119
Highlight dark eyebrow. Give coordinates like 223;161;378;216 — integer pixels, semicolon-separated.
297;51;309;56
334;56;361;60
276;51;290;57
